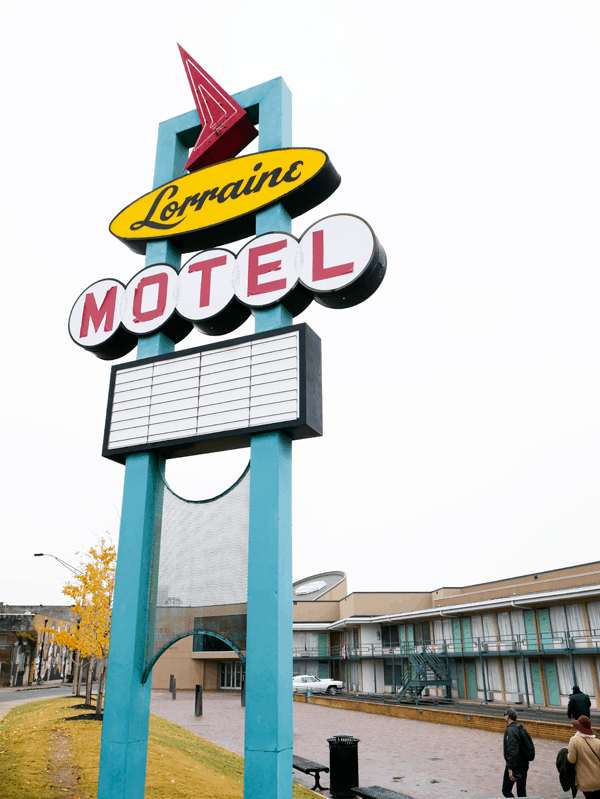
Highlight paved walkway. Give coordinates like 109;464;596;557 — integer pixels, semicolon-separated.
150;690;565;798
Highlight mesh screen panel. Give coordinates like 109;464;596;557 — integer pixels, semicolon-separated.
150;464;249;666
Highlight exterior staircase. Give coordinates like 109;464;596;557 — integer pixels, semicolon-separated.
395;649;451;702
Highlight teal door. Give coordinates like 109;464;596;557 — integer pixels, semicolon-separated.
318;634;329;657
537;609;552;650
318;661;329;678
544;658;561;705
399;624;406;654
452;619;462;653
529;660;544;704
466;661;478;699
462;618;473;653
523;610;538;650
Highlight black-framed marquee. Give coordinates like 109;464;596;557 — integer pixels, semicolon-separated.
102;323;322;464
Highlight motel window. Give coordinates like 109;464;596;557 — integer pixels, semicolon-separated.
413;622;431;646
565;604;586;635
587;602;600;634
550;606;568;636
383;660;403;688
381;625;399;648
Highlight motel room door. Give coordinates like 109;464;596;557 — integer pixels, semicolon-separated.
465;661;478;699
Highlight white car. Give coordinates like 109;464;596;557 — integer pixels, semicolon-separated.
293;675;343;695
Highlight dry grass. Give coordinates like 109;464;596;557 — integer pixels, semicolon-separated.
0;696;314;799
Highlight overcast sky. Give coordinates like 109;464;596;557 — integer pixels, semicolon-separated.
2;1;599;605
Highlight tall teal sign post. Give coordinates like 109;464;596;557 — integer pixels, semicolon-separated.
68;48;386;799
97;77;295;799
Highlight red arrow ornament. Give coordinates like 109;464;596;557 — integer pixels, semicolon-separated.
178;44;258;172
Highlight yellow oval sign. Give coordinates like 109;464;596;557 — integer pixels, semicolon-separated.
110;148;340;254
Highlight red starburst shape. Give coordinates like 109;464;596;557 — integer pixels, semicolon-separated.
178;44;258;172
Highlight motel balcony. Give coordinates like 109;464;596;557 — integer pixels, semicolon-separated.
293;630;600;660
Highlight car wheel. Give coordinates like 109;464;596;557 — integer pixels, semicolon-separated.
329;686;337;695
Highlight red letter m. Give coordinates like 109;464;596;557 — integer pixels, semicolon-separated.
79;286;117;338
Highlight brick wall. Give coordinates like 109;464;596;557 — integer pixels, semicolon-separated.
293;693;573;742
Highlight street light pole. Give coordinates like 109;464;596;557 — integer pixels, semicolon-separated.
33;553;81;575
33;552;82;691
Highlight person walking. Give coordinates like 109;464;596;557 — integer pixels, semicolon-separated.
567;715;600;798
502;708;531;797
568;686;592;720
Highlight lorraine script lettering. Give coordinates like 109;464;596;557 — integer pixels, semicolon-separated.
130;160;303;232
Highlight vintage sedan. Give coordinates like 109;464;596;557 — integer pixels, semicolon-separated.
293;675;343;695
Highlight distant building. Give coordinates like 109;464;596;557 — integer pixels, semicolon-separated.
154;561;600;710
0;604;76;687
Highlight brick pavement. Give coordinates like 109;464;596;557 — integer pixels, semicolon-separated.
150;690;567;798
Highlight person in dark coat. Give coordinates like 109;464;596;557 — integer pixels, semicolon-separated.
569;686;592;720
503;708;529;797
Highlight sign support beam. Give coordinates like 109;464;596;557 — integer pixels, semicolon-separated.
98;77;294;799
244;79;293;799
97;126;185;798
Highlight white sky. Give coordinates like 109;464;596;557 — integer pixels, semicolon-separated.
2;1;599;605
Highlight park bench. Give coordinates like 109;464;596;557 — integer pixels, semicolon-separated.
292;755;329;791
351;786;414;799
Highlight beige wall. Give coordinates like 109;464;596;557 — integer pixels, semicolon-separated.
204;660;219;690
338;593;433;617
293;601;340;622
152;636;204;691
318;578;348;602
433;561;600;607
152;636;243;691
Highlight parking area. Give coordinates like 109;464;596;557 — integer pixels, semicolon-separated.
150;690;568;798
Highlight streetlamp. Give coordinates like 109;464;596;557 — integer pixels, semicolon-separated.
33;553;81;575
33;553;82;689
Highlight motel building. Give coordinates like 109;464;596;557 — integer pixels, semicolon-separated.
154;561;600;710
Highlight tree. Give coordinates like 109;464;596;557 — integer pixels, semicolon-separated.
48;537;116;718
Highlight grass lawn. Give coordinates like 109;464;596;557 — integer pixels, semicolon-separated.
0;696;315;799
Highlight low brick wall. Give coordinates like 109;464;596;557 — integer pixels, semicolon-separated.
293;693;573;743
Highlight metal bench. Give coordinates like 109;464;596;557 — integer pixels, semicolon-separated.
292;755;329;791
351;786;414;799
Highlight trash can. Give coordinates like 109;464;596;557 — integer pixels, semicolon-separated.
327;734;360;798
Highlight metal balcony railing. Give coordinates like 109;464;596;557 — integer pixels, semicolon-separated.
292;629;600;660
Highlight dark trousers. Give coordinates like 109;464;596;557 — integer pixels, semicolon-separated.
583;792;600;798
502;765;527;797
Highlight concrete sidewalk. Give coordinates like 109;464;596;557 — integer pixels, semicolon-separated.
150;690;568;799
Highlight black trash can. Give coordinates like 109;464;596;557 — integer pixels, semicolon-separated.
327;734;360;798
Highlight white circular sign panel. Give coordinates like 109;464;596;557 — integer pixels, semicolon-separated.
178;249;237;321
234;232;301;307
122;264;179;336
299;214;376;293
69;279;126;347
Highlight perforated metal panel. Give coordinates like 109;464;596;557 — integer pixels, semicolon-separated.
149;464;250;666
